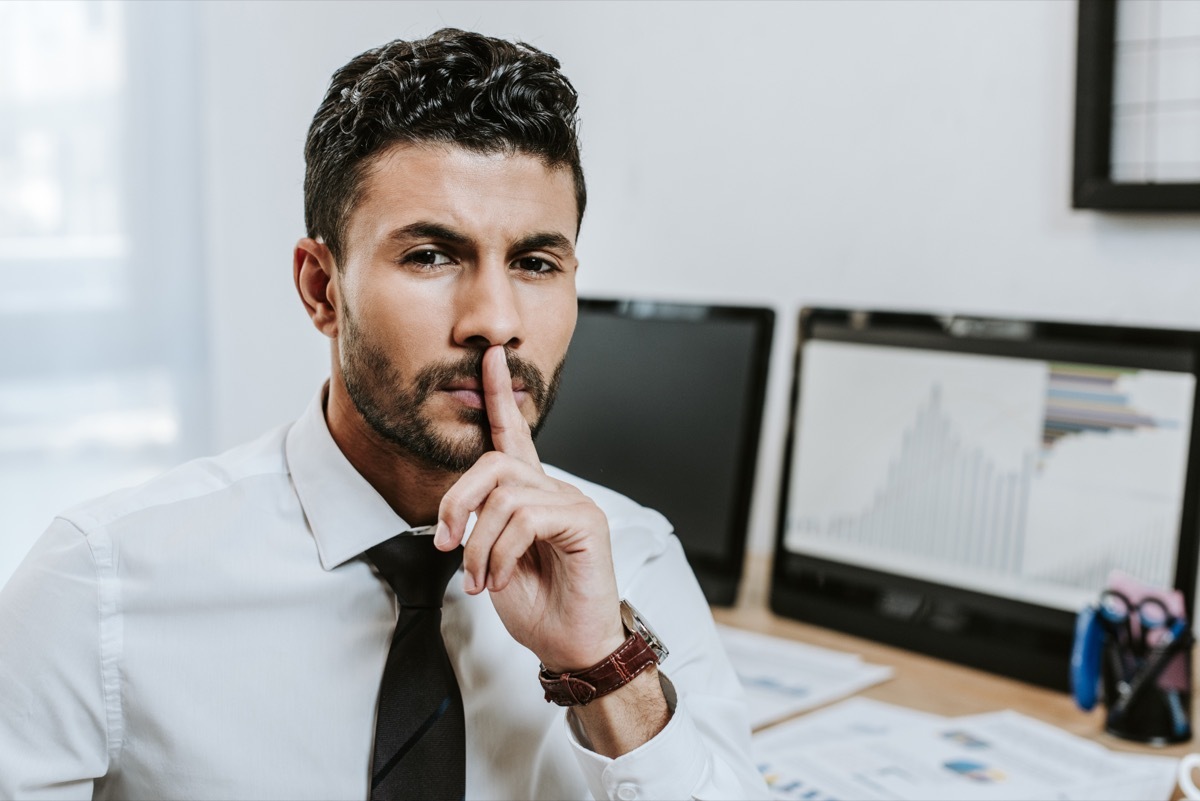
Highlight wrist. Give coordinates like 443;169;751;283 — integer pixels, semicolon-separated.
539;628;626;675
539;629;658;707
538;599;670;708
537;610;625;675
569;666;671;759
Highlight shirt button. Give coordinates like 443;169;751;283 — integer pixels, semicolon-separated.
615;783;640;800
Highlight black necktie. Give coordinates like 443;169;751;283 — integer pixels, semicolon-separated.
364;534;465;800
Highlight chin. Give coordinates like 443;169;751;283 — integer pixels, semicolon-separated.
430;424;491;468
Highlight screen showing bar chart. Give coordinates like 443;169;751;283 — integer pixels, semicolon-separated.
783;340;1196;612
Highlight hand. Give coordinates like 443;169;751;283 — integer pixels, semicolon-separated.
434;345;625;673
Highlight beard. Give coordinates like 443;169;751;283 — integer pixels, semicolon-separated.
339;306;565;473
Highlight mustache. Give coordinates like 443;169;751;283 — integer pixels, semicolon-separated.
412;348;550;410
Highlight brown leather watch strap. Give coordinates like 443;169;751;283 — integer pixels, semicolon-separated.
539;631;659;707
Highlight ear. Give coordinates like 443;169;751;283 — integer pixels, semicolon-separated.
294;237;339;338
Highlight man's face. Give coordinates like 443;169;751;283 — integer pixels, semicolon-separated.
333;144;579;473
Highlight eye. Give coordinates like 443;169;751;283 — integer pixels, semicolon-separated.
514;256;559;274
402;249;455;268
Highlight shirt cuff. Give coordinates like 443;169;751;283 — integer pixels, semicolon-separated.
565;674;712;801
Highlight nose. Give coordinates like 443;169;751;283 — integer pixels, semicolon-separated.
451;263;525;350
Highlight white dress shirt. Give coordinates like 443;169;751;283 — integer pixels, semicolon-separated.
0;387;769;800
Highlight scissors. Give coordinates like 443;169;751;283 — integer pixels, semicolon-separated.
1108;617;1193;729
1098;589;1174;657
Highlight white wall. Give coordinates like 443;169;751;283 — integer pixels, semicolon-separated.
198;0;1200;557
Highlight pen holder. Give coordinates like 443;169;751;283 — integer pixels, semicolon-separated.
1072;572;1194;745
1101;625;1192;744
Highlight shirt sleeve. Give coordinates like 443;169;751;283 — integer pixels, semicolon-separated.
0;517;114;798
564;535;771;801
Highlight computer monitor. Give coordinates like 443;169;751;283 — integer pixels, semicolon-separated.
772;308;1200;689
536;298;774;606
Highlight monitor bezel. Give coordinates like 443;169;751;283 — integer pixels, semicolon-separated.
771;307;1200;690
552;297;775;606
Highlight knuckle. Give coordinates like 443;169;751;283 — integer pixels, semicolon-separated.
440;485;467;512
574;500;607;530
488;540;517;569
487;486;517;514
479;451;506;469
554;478;585;498
510;504;537;528
493;528;531;565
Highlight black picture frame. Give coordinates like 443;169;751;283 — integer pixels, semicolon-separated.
1073;0;1200;210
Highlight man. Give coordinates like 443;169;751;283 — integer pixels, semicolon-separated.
0;29;767;800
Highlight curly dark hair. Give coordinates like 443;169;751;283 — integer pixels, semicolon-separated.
303;28;587;265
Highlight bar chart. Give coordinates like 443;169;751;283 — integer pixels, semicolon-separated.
785;341;1194;610
789;385;1034;577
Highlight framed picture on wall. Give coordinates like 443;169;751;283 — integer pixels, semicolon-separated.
1073;0;1200;210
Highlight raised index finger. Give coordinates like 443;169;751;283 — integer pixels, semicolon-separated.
483;345;541;467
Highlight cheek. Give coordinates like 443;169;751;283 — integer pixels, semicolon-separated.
355;272;451;328
543;293;577;353
352;282;452;365
523;297;576;381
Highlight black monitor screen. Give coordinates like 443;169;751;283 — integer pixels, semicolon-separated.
536;299;774;606
772;308;1200;689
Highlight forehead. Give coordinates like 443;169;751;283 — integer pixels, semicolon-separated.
346;144;579;251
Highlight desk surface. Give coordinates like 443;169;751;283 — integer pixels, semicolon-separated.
712;554;1197;760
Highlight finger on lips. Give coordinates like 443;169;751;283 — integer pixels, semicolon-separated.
482;345;541;467
436;345;548;568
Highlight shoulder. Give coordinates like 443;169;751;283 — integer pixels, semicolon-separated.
544;464;672;533
58;423;292;535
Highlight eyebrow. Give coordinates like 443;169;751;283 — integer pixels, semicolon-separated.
513;232;574;255
385;222;574;255
386;222;471;246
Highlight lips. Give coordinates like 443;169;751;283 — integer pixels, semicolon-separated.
442;380;527;394
415;351;546;416
444;388;484;409
440;382;528;410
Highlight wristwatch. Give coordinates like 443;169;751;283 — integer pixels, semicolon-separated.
620;599;668;663
539;599;669;707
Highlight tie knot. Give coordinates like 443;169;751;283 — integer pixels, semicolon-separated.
365;534;463;608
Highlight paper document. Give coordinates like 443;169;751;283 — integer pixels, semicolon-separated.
752;698;1178;801
717;624;893;728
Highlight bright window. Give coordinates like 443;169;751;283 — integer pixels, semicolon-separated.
0;1;206;585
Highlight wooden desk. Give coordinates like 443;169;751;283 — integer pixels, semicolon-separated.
712;554;1198;760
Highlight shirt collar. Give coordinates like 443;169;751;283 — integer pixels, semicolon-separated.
286;383;418;570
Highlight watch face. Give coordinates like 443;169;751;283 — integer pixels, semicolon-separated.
621;599;669;664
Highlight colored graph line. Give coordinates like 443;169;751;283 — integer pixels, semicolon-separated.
1043;363;1176;449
